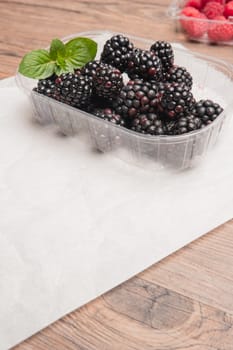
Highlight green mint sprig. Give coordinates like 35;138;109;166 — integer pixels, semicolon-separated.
19;37;97;80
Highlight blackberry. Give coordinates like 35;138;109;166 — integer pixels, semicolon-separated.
130;113;165;135
93;108;125;127
112;79;158;119
127;50;163;81
165;120;177;135
101;35;134;72
150;41;174;73
54;72;93;108
81;60;104;79
156;81;172;101
165;66;193;90
167;115;203;135
191;99;223;125
93;63;123;99
34;76;56;98
158;83;195;119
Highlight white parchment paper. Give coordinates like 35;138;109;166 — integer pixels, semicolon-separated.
0;77;233;350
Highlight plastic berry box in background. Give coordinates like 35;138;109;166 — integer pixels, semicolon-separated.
168;0;233;45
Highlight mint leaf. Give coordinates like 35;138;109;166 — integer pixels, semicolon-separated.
65;37;97;69
19;49;55;79
18;36;98;79
49;39;66;60
55;57;74;75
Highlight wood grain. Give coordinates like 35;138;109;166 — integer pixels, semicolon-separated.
0;0;232;349
12;265;233;350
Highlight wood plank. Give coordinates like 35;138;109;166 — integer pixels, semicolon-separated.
0;0;233;349
13;277;233;349
141;220;233;314
0;0;232;78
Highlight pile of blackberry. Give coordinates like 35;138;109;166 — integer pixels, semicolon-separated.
35;34;223;136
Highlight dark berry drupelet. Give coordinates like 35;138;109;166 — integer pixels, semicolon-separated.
191;100;223;125
150;41;174;73
165;66;193;90
130;113;165;135
164;120;177;135
112;79;158;119
34;76;57;98
127;50;163;81
158;83;195;119
54;72;93;108
93;108;126;126
101;35;134;72
93;63;124;99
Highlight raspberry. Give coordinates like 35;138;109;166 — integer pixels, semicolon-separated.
179;7;207;37
184;13;208;38
184;0;202;9
213;15;227;20
208;16;233;41
203;1;224;19
224;1;233;18
180;6;200;30
181;6;200;18
201;0;225;8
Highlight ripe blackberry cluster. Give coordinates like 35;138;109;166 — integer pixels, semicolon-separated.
150;41;174;73
34;75;56;98
127;50;162;81
101;35;134;72
165;66;193;90
35;34;223;137
130;113;165;135
191;100;223;125
166;115;203;135
54;72;93;108
93;63;123;99
158;83;195;119
80;60;103;79
112;79;158;119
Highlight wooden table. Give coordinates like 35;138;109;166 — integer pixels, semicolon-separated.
1;1;233;349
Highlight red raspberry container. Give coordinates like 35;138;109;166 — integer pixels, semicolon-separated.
168;0;233;45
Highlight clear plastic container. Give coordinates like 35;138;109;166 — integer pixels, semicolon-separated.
167;0;233;45
16;30;233;170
